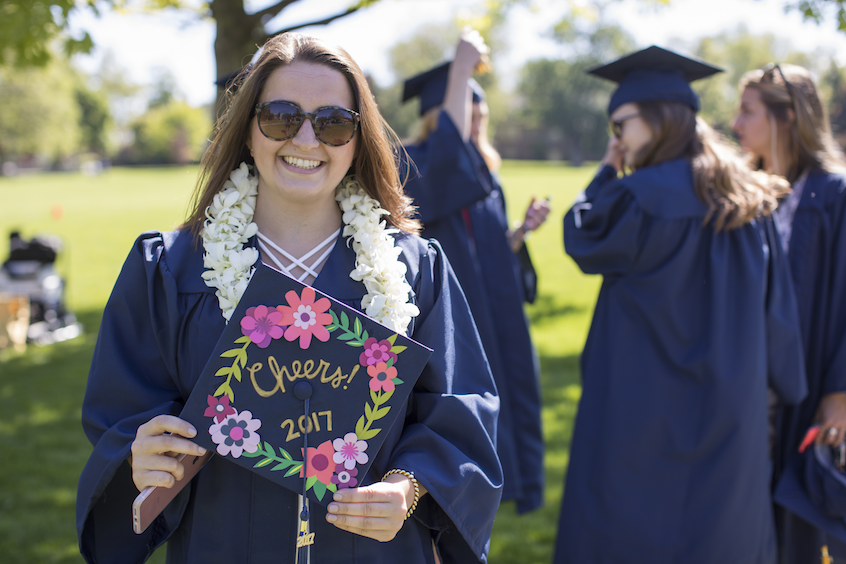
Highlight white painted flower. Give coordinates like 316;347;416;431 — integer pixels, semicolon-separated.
332;432;369;470
293;304;318;329
209;409;262;458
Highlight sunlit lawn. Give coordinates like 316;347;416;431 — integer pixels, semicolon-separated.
0;161;599;563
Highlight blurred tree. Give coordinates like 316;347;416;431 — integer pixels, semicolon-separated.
119;100;212;164
691;25;811;133
0;0;95;67
0;58;82;164
506;18;635;162
0;0;382;89
148;68;179;110
819;60;846;144
74;81;112;155
788;0;846;32
205;0;381;90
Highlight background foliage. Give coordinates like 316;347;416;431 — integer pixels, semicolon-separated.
4;1;846;170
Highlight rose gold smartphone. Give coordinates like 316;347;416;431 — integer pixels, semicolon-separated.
132;450;213;534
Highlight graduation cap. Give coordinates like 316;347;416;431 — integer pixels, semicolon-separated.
774;444;846;545
402;61;485;116
586;45;723;115
180;263;432;558
215;66;249;91
215;48;263;91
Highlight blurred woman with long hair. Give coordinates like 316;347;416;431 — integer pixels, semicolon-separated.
556;47;807;563
400;30;549;514
735;62;846;562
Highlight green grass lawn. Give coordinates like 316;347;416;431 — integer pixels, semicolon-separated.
0;162;599;563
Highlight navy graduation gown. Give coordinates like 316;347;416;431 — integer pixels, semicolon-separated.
556;160;807;564
773;170;846;563
402;111;544;514
76;228;503;564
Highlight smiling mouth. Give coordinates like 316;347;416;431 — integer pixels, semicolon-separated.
282;156;323;170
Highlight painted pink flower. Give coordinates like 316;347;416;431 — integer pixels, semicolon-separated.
277;287;333;349
209;410;261;458
331;463;358;489
300;440;336;485
203;394;236;424
240;305;285;348
332;432;369;470
368;361;398;393
359;337;397;367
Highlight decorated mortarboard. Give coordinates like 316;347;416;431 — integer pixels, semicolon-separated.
402;61;485;116
180;262;432;557
774;441;846;545
586;45;723;115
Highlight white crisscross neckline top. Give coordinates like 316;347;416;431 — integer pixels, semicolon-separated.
256;228;341;285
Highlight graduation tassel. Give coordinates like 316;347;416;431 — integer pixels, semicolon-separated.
294;382;315;563
821;545;832;564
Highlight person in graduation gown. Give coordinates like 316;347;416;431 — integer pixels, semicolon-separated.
733;63;846;563
76;32;502;564
400;30;549;514
555;46;808;564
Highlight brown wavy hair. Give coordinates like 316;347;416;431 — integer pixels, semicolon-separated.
631;100;788;231
183;33;419;236
738;63;846;181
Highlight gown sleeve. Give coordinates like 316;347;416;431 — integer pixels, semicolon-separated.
403;112;491;224
761;217;808;404
388;239;502;563
76;232;190;563
564;165;645;276
821;177;846;396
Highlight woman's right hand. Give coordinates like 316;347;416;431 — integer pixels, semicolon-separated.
601;136;625;172
130;415;207;491
453;28;488;74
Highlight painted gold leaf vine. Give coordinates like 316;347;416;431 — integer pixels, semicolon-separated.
213;335;251;401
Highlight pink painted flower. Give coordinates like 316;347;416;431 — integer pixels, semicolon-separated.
203;394;236;424
367;361;398;393
359;337;397;367
331;463;358;489
300;440;336;485
209;410;261;458
332;432;369;470
240;305;285;348
277;287;333;349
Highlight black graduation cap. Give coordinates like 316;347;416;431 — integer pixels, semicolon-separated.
586;45;723;115
402;61;485;116
774;445;846;545
215;48;263;91
180;263;433;507
215;66;250;92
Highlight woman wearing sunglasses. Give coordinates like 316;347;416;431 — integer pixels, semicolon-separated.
556;46;807;563
76;32;501;564
734;63;846;562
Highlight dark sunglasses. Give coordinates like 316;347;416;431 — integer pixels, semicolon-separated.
254;101;360;146
761;63;796;109
609;112;640;139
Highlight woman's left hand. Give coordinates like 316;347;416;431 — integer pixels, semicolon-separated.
816;392;846;446
523;196;551;232
325;474;422;542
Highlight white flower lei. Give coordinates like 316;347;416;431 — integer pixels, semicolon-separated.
201;162;419;334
